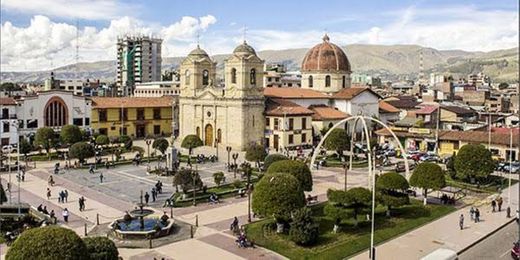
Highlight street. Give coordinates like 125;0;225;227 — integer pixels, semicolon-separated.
459;220;518;260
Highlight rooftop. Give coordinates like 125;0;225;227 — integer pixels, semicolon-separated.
332;87;379;100
265;98;314;116
308;104;350;121
263;87;328;99
0;97;17;105
379;101;400;113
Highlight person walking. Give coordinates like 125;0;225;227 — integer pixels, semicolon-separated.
89;165;95;174
62;208;69;223
64;190;68;203
99;173;104;183
507;207;512;218
491;200;496;212
144;192;150;204
459;214;464;230
58;190;63;203
46;188;51;200
469;207;475;221
79;196;86;211
497;196;503;212
475;208;480;223
151;188;157;202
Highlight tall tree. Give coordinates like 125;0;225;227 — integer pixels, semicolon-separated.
34;127;57;156
454;144;495;182
267;160;313;191
60;125;83;146
245;143;267;168
376;172;410;216
323;128;350;157
69;142;95;164
409;162;446;205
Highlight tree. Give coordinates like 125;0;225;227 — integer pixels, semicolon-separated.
83;237;119;260
34;127;56;155
446;152;456;178
410;162;446;204
454;144;495;182
173;168;203;193
213;172;225;186
69;142;95;164
6;226;88;260
0;182;7;204
323;128;350;157
153;138;170;155
267;160;313;191
252;173;305;230
376;172;410;216
264;154;288;170
119;135;132;150
498;82;509;90
19;138;32;157
60;125;82;146
0;82;22;95
289;207;319;246
181;135;203;155
326;187;371;226
245;143;267;167
95;135;109;146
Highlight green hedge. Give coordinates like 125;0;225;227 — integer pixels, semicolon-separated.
83;237;119;260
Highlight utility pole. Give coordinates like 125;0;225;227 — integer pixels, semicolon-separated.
434;104;441;154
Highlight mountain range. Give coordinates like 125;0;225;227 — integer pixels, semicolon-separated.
1;44;518;84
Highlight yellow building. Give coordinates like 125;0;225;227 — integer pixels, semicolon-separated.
264;98;313;152
91;97;173;138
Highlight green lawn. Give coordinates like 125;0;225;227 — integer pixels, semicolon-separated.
246;200;455;260
446;175;518;194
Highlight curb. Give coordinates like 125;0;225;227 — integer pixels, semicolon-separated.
457;216;517;255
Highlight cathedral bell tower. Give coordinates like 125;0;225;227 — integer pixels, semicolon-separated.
179;45;217;98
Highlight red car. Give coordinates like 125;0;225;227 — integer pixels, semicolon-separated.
410;153;425;161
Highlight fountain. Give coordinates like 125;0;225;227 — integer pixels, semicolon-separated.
109;191;175;239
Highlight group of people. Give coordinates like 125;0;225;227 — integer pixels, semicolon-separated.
36;204;54;219
143;181;164;204
491;196;504;212
230;217;253;248
78;196;87;211
459;207;482;230
57;190;69;203
440;194;456;205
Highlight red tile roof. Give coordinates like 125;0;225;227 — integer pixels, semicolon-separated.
415;105;438;115
379;101;400;113
308;105;350;120
0;97;17;105
265;98;314;116
332;87;380;100
440;130;518;147
91;97;173;109
263;88;328;99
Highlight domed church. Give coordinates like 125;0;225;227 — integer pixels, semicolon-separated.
301;34;352;94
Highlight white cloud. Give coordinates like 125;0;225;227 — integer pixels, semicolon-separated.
0;0;135;20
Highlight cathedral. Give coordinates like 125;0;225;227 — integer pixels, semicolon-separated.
178;42;265;150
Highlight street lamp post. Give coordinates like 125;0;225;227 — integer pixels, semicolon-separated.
193;165;198;206
226;146;232;172
145;138;152;163
242;162;253;222
342;161;348;191
232;153;239;178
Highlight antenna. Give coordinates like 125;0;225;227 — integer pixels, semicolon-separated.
196;30;200;47
242;25;248;43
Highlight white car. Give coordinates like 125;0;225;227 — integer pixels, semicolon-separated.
1;145;17;154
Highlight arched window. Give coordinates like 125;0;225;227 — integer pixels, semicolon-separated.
44;97;68;127
250;68;256;85
196;127;200;138
342;75;346;88
325;75;331;87
185;70;191;84
202;70;209;85
231;68;237;84
308;75;313;88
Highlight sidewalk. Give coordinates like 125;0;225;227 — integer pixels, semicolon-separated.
353;183;519;259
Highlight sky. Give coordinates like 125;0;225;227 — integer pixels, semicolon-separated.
0;0;518;71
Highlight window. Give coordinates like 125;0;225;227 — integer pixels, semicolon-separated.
3;122;9;133
342;75;346;88
153;108;161;119
1;108;8;119
185;70;191;84
453;141;459;149
99;128;108;135
154;125;161;135
266;118;270;127
231;68;237;84
308;76;313;88
274;118;279;130
85;118;90;126
325;75;331;87
288;134;294;144
288;118;294;130
73;118;83;126
119;108;128;121
27;120;38;128
202;70;209;85
99;109;107;122
302;118;307;129
250;68;256;85
302;133;307;143
120;127;127;135
44;98;68;127
137;108;145;120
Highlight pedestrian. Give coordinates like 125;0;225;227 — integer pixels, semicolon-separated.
58;190;63;203
469;206;475;221
48;175;54;186
46;188;51;200
79;196;86;211
497;196;503;212
475;208;480;223
144;192;150;204
459;214;464;230
89;165;94;174
151;188;156;202
99;172;104;183
105;161;109;169
62;208;69;223
491;200;496;212
21;169;25;182
42;206;49;215
49;210;55;220
64;190;68;203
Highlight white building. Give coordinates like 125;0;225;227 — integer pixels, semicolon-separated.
0;97;19;147
15;90;92;138
134;81;180;97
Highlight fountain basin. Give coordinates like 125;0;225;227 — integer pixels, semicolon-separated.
109;218;175;240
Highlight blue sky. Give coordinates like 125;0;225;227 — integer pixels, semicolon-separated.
1;0;518;71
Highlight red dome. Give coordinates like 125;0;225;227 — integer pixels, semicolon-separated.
301;34;351;72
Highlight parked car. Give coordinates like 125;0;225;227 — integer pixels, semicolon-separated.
420;154;439;162
396;161;416;172
1;145;16;154
503;162;520;173
410;153;426;161
384;149;396;157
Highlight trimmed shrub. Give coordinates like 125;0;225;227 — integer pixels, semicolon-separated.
6;226;88;260
83;236;119;260
95;135;110;146
289;207;319;246
263;154;288;170
267;160;313;191
213;172;225;186
69;142;95;164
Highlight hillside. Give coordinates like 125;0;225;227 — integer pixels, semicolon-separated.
1;44;518;83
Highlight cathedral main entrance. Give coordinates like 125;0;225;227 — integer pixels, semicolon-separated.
205;124;213;146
